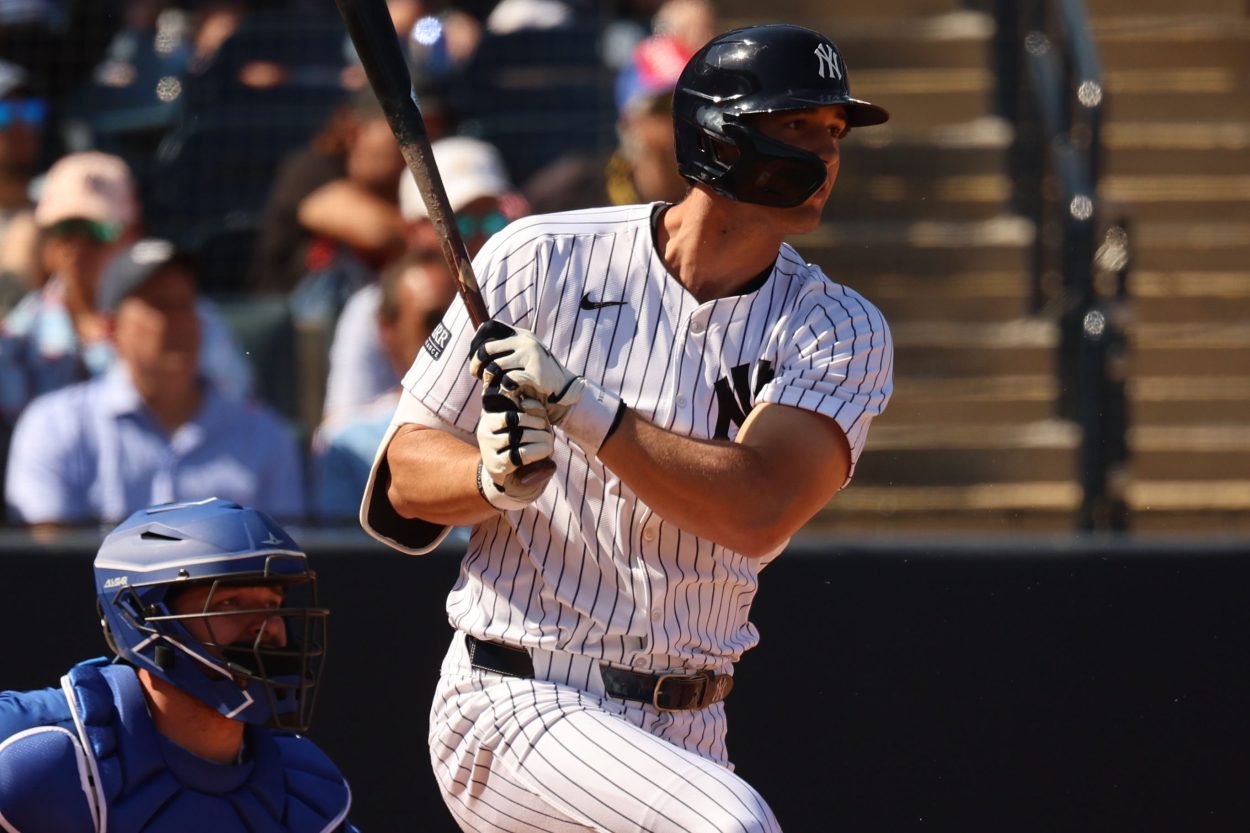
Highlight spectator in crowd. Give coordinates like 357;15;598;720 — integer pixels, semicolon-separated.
0;152;253;415
652;0;716;53
523;32;693;212
484;0;575;34
249;90;437;297
393;0;482;78
293;97;408;286
313;246;455;520
605;32;696;205
5;239;304;526
0;498;359;831
0;61;45;313
321;134;523;424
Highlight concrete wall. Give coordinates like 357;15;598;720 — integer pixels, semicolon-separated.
2;532;1247;832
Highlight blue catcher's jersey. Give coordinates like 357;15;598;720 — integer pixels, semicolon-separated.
0;659;358;833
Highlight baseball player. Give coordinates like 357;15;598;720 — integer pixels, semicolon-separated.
0;498;359;832
361;24;893;832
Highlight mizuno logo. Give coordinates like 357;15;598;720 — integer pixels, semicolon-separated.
262;532;284;546
580;292;626;311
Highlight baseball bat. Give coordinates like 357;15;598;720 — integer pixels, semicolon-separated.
334;0;487;326
334;0;556;482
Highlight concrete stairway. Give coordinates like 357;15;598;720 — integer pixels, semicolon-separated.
1087;0;1250;532
715;0;1250;535
721;0;1075;532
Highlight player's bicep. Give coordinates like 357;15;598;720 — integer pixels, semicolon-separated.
736;402;851;517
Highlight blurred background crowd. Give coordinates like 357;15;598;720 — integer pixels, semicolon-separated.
4;0;1247;537
0;0;719;527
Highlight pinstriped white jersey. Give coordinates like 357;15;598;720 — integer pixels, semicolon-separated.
395;202;893;673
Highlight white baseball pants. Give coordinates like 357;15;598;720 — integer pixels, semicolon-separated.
428;632;782;833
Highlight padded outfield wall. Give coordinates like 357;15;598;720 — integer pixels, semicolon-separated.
2;531;1247;832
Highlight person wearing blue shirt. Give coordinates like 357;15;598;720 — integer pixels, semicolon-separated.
0;498;360;832
4;239;305;524
314;246;454;520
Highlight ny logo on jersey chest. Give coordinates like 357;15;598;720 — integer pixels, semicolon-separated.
712;360;775;439
814;43;841;80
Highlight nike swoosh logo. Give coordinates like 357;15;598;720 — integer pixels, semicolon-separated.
580;292;627;311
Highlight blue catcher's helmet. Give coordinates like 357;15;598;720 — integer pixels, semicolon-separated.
673;24;889;208
94;498;328;732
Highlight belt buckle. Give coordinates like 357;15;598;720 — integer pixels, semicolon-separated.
652;672;708;712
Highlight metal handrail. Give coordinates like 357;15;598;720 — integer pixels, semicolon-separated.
992;0;1131;531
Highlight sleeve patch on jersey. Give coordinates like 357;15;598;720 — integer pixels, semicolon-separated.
423;322;453;360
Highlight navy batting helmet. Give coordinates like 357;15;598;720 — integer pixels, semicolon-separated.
94;498;328;732
673;24;889;208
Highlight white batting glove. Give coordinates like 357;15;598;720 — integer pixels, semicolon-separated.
469;321;623;455
475;394;556;511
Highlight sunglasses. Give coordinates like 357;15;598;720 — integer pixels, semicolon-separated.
456;210;507;239
46;218;123;244
0;98;47;130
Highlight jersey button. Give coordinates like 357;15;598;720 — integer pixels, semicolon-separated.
643;525;657;542
676;395;688;409
651;609;663;622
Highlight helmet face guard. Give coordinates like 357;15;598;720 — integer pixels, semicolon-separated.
95;499;329;732
695;113;830;208
673;24;889;208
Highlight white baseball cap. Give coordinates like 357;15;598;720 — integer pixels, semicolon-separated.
34;152;138;233
399;136;513;220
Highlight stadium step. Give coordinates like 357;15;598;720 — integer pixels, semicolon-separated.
856;271;1031;323
1129;426;1250;480
721;1;1250;535
1104;122;1250;177
1103;68;1250;123
1131;376;1250;424
854;420;1079;486
886;375;1057;425
716;0;964;23
1131;270;1250;324
1126;221;1250;272
722;10;994;71
1084;0;1249;20
794;217;1032;275
1092;13;1250;69
1128;322;1250;376
810;481;1081;534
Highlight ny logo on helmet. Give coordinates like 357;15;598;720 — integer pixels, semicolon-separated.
814;43;841;80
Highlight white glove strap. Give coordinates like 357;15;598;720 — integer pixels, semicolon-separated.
476;461;534;512
560;377;623;456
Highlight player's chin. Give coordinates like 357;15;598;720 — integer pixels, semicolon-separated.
777;202;825;235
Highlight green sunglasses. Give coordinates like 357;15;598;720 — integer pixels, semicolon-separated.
46;218;123;244
456;211;508;239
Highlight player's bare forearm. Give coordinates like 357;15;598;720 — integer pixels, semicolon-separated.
597;402;851;558
385;424;498;526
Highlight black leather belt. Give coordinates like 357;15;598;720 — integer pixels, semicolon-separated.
465;635;734;711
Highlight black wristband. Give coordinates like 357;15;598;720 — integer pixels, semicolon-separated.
474;460;493;507
604;400;627;443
